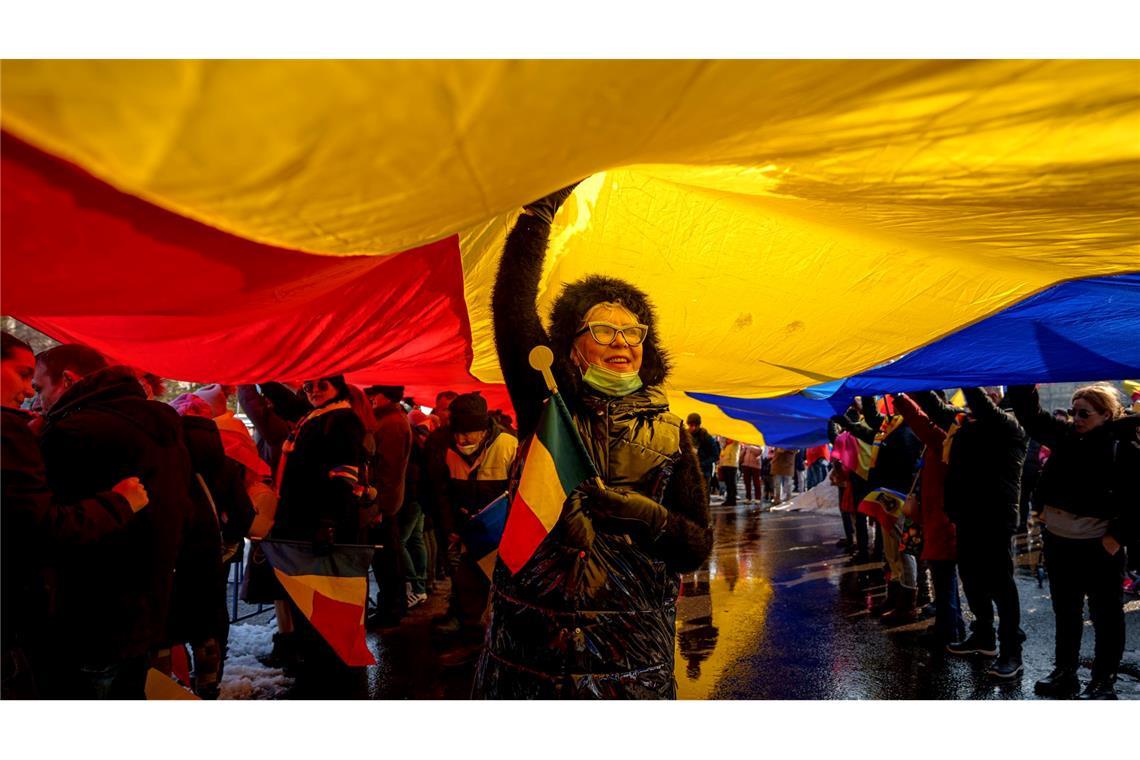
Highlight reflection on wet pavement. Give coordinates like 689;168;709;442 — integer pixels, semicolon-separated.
674;497;1139;700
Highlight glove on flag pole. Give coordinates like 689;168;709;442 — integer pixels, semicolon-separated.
499;346;601;574
258;538;376;667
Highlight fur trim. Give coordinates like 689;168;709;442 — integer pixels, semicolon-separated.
548;275;672;398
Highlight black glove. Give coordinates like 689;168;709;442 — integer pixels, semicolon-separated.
522;181;583;225
312;520;336;556
580;484;668;541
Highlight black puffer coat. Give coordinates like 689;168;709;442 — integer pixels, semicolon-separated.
1007;385;1139;543
475;209;711;699
39;366;194;664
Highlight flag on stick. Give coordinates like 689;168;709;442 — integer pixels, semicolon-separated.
463;492;510;579
499;346;600;573
259;539;376;666
858;488;907;530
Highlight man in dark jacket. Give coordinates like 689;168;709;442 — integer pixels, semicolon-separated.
33;344;196;698
430;392;518;665
236;382;311;471
2;335;149;698
923;387;1028;679
686;413;720;495
364;385;412;628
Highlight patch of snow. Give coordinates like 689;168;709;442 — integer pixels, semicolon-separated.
219;622;293;700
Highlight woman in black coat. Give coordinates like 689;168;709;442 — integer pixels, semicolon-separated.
1008;383;1139;699
473;184;712;699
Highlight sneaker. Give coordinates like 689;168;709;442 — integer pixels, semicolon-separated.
946;633;998;657
1081;674;1118;700
986;651;1023;680
407;591;428;609
1034;667;1080;698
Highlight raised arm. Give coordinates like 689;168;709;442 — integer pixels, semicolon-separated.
1005;384;1069;448
962;387;1023;437
860;395;884;431
894;392;947;450
491;186;579;440
911;390;961;431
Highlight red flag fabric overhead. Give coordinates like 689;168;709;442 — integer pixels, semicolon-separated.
2;133;511;410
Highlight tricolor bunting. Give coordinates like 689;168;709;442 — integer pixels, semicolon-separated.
259;539;375;666
499;392;598;573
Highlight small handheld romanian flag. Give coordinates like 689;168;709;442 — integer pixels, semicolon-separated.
259;539;375;666
499;392;598;573
858;488;908;530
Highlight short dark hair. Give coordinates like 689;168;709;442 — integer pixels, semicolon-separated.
436;390;458;405
2;332;33;361
365;385;404;403
686;412;702;426
35;344;108;381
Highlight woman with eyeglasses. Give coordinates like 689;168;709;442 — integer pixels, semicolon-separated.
269;375;367;681
473;183;712;699
1007;383;1140;699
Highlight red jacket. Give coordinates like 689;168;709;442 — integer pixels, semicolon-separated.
893;393;957;562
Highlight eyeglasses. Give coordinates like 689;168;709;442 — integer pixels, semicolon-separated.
1070;408;1096;420
575;321;649;347
302;379;331;395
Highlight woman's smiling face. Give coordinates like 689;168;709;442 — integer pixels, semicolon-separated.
572;302;644;374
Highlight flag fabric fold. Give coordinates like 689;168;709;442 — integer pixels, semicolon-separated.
463;492;510;579
258;539;375;667
499;392;598;574
857;488;908;531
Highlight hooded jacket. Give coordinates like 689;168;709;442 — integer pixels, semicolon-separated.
476;210;711;699
1007;385;1139;544
38;366;194;664
893;393;957;561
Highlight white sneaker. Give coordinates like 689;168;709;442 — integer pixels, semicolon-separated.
407;592;428;609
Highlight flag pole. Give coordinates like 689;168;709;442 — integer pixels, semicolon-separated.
528;346;606;490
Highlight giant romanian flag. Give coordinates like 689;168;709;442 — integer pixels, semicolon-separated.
259;539;375;667
499;392;598;573
2;61;1137;444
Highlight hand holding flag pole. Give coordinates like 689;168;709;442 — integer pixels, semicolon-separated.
528;345;605;490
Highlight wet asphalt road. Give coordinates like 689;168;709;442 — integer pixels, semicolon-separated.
269;493;1139;699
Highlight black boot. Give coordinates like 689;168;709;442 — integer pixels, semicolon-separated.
881;586;918;624
946;631;998;657
1033;667;1080;698
870;582;898;617
1081;673;1118;700
257;631;296;669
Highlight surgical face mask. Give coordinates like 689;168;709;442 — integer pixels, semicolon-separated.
456;442;480;456
575;347;643;397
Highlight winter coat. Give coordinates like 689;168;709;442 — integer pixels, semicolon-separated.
435;421;518;537
894;393;957;561
38;366;194;665
369;403;411;521
859;396;923;495
272;401;366;543
1007;385;1139;544
771;448;796;477
236;383;311;472
921;388;1027;533
1;407;135;656
739;444;763;470
718;440;740;469
476;210;711;699
692;427;720;472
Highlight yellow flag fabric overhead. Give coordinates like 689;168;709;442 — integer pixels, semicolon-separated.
3;60;1138;434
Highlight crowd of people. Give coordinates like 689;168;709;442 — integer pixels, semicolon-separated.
822;386;1139;698
2;184;1136;701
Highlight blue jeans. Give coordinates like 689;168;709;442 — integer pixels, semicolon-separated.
399;500;427;595
928;559;966;643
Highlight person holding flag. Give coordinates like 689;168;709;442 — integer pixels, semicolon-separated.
474;183;712;699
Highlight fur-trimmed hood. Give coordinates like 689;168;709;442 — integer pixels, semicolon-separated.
547;274;671;398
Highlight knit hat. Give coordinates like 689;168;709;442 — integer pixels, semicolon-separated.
449;392;488;433
194;384;229;418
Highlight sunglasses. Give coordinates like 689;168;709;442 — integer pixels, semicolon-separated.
1069;408;1097;420
302;379;331;395
575;321;650;347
